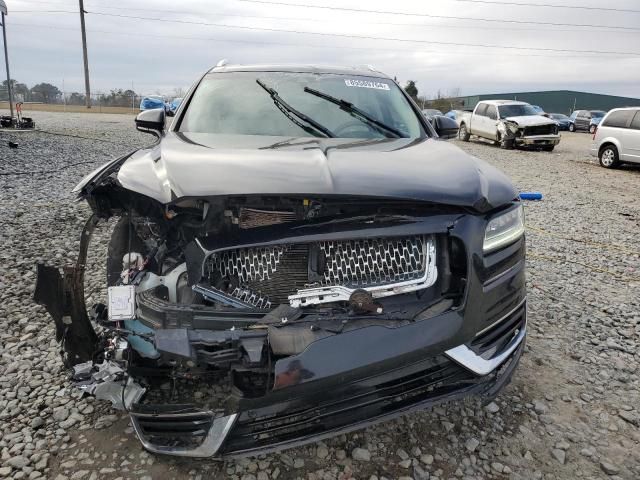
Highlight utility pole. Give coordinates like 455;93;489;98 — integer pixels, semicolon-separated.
79;0;91;108
1;0;14;120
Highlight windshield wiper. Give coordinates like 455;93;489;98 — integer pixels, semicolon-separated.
256;79;334;138
304;87;404;138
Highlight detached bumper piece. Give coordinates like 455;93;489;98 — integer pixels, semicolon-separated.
129;404;236;457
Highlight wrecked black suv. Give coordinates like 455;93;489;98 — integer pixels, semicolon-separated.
35;64;527;458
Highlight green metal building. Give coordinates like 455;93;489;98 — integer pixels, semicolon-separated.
460;90;640;115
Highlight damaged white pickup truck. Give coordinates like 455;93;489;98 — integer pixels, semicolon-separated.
458;100;561;151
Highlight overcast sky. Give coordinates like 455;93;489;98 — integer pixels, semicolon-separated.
3;0;640;98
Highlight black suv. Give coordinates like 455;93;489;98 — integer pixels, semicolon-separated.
36;64;527;458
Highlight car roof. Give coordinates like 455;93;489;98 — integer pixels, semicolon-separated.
208;63;392;79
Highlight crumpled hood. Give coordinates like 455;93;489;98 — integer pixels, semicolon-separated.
502;115;557;127
115;133;517;213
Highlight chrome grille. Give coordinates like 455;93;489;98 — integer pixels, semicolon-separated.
205;235;434;309
212;245;289;284
319;237;426;287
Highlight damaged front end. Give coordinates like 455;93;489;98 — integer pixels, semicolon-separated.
35;154;526;458
498;118;560;149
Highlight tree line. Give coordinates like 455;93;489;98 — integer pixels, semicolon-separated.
1;79;139;107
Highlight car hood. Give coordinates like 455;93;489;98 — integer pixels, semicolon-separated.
502;115;557;127
108;133;517;213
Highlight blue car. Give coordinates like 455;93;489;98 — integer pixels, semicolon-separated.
549;113;570;131
139;95;166;112
167;97;183;117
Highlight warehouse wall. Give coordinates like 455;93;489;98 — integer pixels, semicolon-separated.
461;90;640;115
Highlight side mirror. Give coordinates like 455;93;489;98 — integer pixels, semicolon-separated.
432;115;459;139
135;108;165;135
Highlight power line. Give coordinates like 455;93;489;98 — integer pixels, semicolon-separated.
11;2;640;33
85;11;640;56
11;10;76;13
11;22;633;59
236;0;640;31
441;0;640;13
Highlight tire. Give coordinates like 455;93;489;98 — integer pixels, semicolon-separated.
589;124;596;134
599;145;620;169
569;123;575;132
106;217;146;286
499;134;514;149
458;123;470;142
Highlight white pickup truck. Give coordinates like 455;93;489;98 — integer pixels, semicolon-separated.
458;100;561;151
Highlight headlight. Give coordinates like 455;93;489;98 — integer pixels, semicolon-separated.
484;205;525;253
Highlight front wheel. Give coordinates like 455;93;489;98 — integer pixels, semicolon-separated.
498;133;514;149
599;145;620;169
569;123;575;132
458;123;470;141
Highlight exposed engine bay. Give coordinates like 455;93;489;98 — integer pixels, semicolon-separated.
34;180;468;412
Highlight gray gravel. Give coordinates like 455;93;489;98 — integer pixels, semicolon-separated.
1;111;639;480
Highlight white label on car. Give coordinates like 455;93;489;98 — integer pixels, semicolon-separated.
107;285;136;321
344;79;390;90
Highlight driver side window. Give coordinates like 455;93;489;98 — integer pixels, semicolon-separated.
486;105;497;120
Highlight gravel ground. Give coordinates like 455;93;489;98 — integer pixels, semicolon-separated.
0;111;639;480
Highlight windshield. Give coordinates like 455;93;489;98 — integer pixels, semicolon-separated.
422;109;443;116
550;113;568;119
497;104;540;118
591;111;606;118
178;72;424;139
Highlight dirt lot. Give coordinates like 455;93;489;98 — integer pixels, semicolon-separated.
1;111;639;480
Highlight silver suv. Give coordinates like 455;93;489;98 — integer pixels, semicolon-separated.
590;107;640;168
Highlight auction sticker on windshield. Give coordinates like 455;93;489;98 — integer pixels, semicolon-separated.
345;79;390;90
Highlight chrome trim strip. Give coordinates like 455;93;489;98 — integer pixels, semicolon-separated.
475;297;526;337
131;413;237;458
445;320;526;376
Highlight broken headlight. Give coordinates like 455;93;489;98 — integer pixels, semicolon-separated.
483;205;525;253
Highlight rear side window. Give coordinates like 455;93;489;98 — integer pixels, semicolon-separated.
602;110;634;128
630;112;640;130
475;104;488;116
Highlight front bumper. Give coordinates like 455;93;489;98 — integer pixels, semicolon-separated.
130;299;527;458
516;134;561;146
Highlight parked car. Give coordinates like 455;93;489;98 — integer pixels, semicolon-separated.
139;95;166;111
444;110;457;120
548;113;571;131
167;97;183;116
458;100;560;151
421;108;443;118
35;64;526;459
568;109;606;133
590;107;640;168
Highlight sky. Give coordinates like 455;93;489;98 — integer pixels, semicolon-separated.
2;0;640;98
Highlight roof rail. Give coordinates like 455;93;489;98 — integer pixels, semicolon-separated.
215;59;229;68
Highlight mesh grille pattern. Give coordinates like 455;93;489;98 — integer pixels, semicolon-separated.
212;245;289;284
319;237;426;287
206;236;429;308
